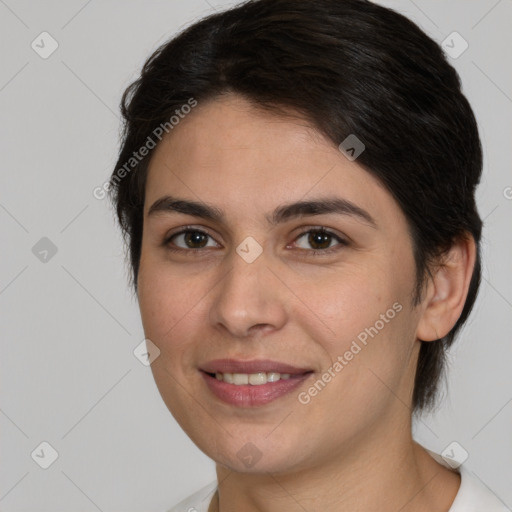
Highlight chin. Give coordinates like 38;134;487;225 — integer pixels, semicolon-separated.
199;433;309;475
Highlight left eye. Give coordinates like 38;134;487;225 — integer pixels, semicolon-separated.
293;229;347;252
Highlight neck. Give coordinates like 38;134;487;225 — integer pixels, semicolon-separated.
210;416;460;512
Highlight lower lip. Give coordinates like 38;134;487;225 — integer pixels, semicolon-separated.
200;371;313;407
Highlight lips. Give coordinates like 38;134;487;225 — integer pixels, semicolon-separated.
199;358;315;407
200;358;313;375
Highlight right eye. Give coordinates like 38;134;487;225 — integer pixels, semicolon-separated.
164;227;220;252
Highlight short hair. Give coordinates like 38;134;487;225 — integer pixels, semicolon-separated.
108;0;483;415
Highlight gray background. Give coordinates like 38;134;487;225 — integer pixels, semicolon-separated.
0;0;510;510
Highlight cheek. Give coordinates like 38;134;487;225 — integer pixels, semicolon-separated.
138;251;202;322
298;263;413;394
137;255;204;351
137;256;209;422
302;265;393;347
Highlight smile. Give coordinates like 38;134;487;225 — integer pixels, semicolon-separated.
200;370;313;407
212;371;292;385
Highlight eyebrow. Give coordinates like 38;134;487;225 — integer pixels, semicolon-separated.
147;195;377;228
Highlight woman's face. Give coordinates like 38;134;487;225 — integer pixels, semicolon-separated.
138;94;425;474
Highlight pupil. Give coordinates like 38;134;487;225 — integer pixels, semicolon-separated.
309;231;331;249
185;231;207;248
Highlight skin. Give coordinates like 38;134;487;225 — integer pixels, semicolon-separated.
137;93;475;511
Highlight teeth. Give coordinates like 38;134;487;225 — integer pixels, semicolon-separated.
267;372;281;383
249;372;266;385
233;373;249;385
214;372;293;385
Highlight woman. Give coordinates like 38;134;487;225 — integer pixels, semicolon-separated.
109;0;509;510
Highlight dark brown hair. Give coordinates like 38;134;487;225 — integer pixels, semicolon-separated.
108;0;483;414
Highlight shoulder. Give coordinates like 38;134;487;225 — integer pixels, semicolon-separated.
449;464;510;512
165;481;218;512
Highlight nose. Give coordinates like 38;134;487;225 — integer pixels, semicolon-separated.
208;246;288;338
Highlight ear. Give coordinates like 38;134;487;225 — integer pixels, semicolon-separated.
416;235;477;342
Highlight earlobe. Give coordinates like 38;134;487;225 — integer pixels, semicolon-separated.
416;235;477;342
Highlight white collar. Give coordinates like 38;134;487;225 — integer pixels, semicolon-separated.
425;447;509;511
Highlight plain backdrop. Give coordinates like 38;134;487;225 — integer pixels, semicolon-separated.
0;1;511;510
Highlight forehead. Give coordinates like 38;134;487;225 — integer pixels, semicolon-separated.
149;95;332;175
144;94;402;232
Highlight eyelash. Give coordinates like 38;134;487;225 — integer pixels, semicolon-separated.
162;225;349;257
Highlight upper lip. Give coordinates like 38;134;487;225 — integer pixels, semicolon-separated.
200;359;313;375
